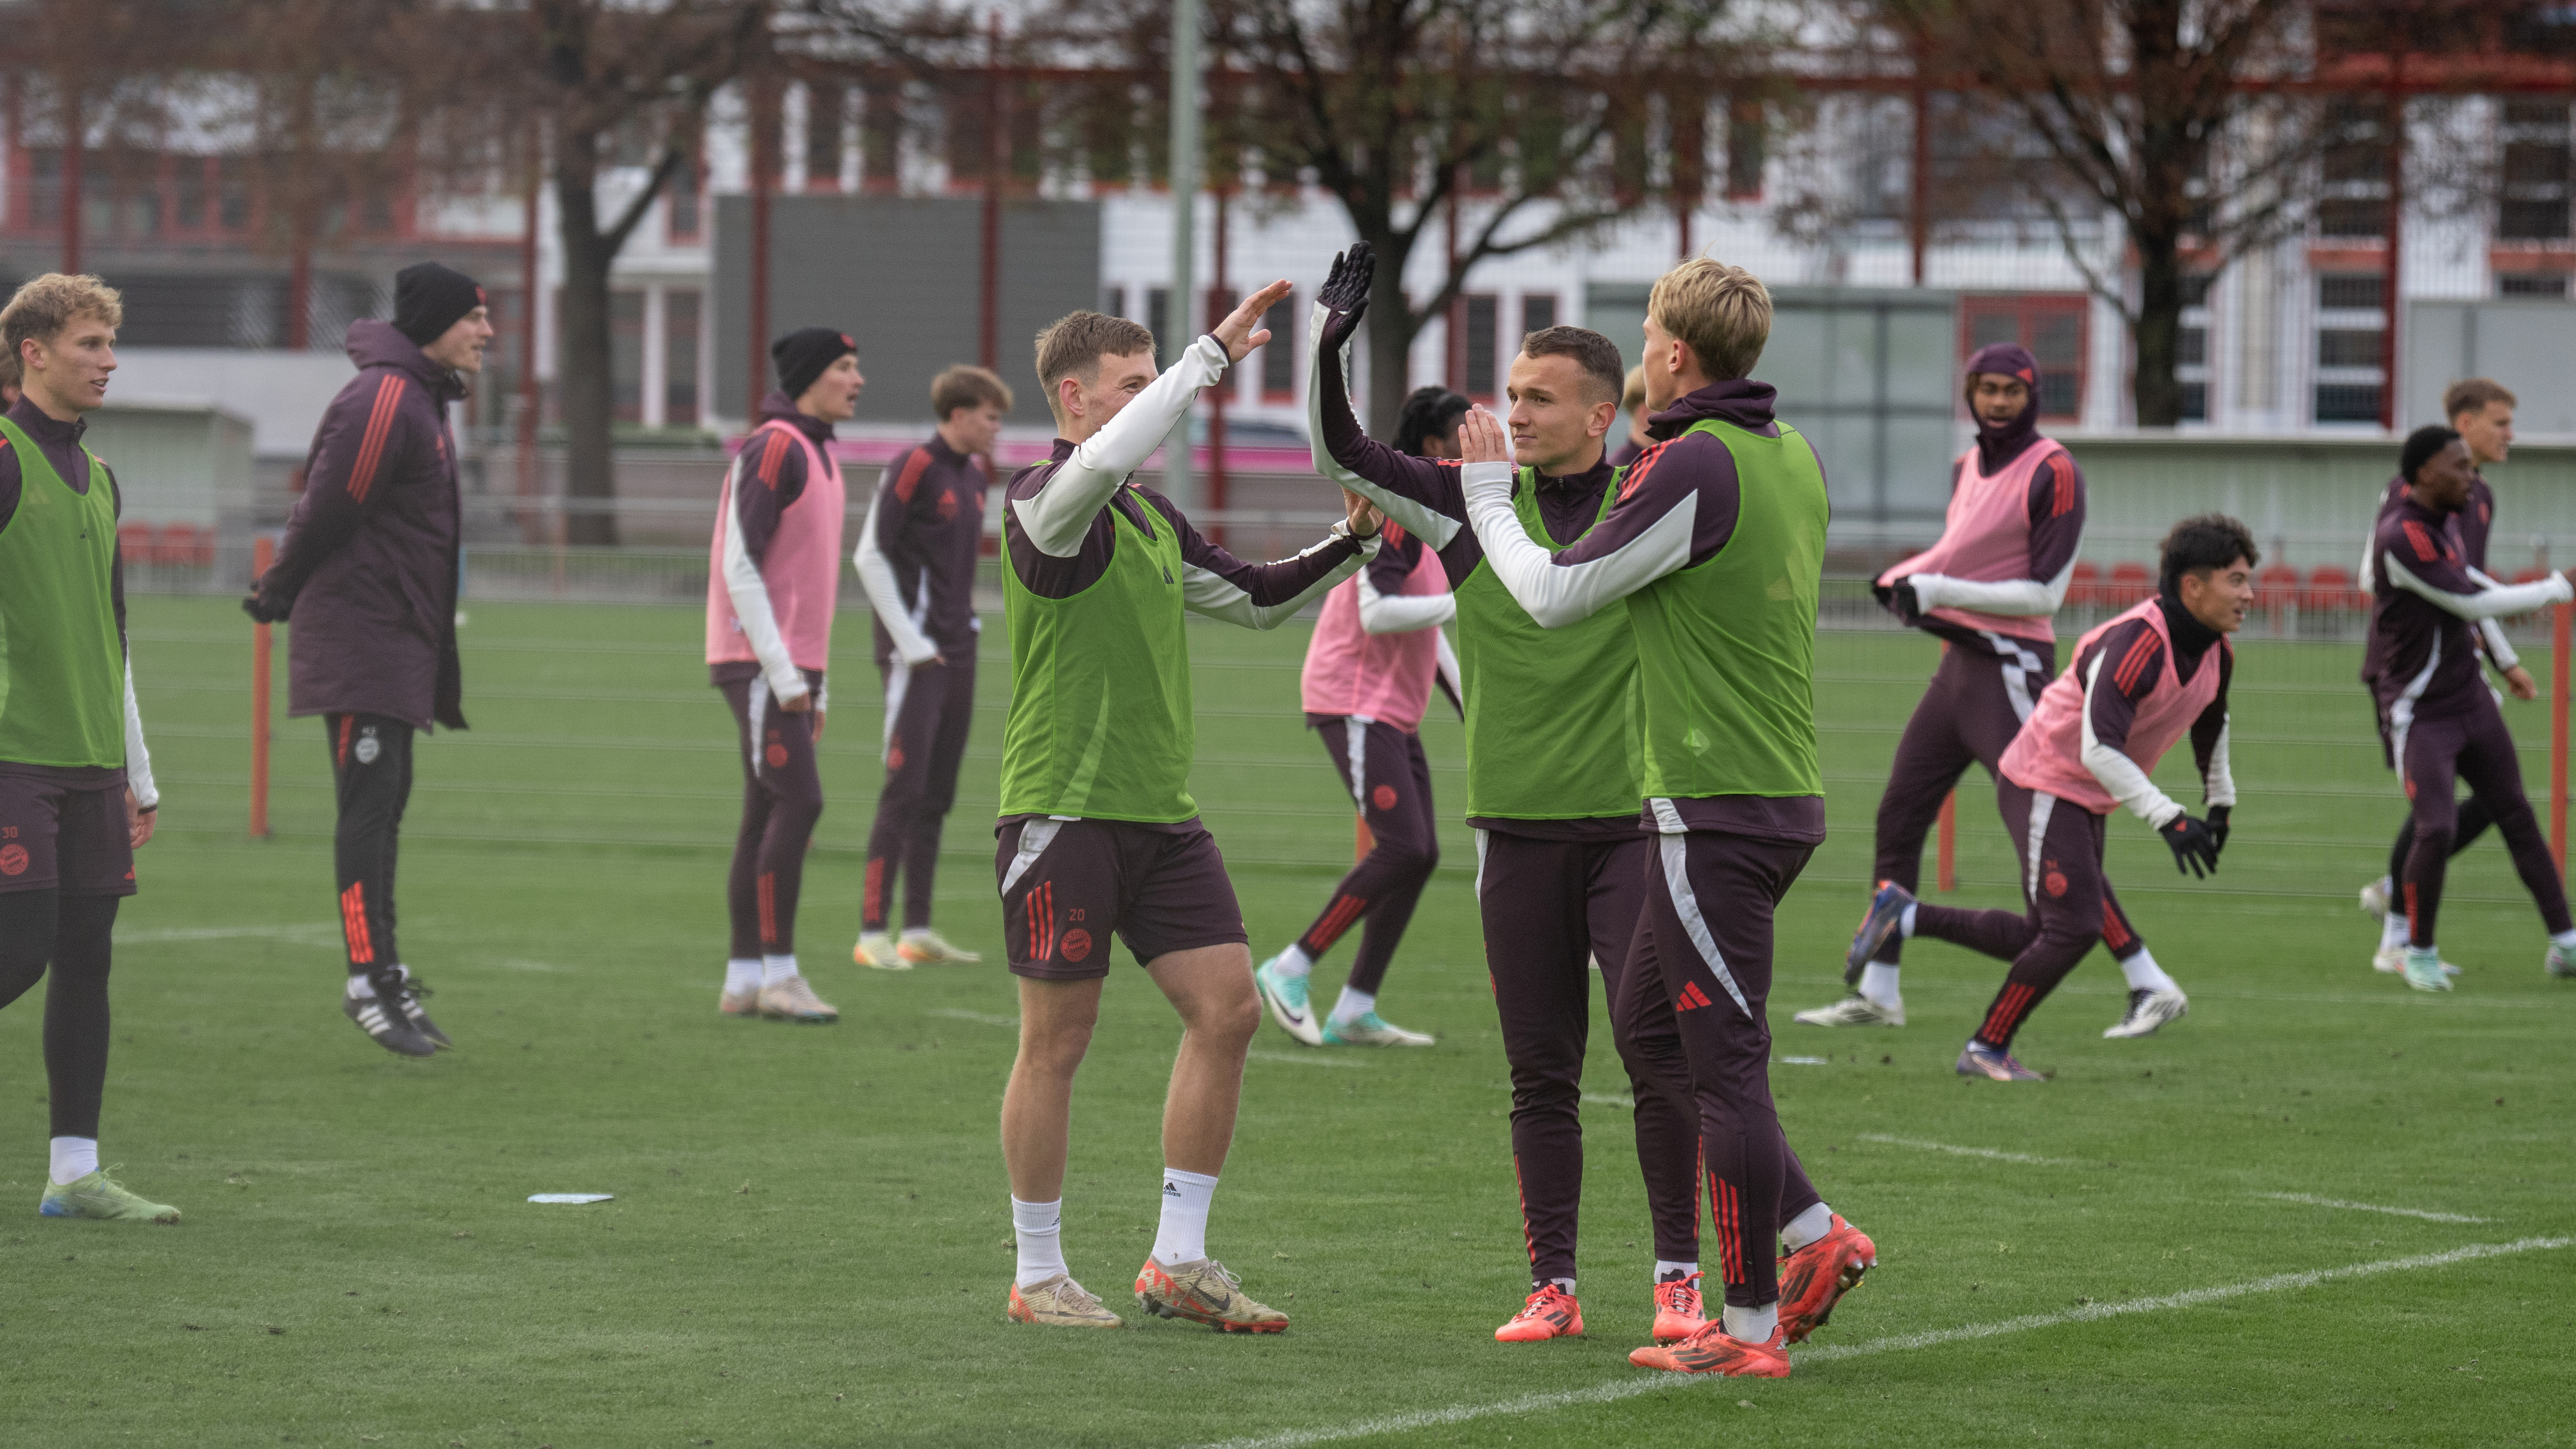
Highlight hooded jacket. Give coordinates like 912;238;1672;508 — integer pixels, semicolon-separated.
262;320;468;730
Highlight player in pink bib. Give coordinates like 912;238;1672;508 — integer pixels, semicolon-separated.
1844;516;2257;1080
706;328;862;1024
1799;344;2165;1037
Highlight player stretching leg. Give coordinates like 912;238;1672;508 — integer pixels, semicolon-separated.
245;263;491;1058
1799;346;2175;1037
997;294;1375;1331
1462;259;1873;1377
1255;387;1467;1049
0;275;175;1222
2357;381;2532;974
2365;428;2576;990
1307;246;1707;1346
852;366;1010;971
705;329;864;1022
1856;516;2254;1077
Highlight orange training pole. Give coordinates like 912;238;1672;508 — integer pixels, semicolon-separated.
1936;789;1957;891
250;535;274;839
2552;600;2570;872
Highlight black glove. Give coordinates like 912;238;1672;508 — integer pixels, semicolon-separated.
2161;812;2220;879
1874;576;1922;624
1317;241;1375;356
2206;804;2230;858
241;588;292;624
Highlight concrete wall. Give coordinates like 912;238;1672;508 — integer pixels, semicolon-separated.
83;400;256;529
2405;300;2576;436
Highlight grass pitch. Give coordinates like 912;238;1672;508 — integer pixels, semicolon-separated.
3;596;2572;1448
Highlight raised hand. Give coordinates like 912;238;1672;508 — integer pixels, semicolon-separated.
1455;406;1510;465
1317;242;1376;354
1212;279;1297;364
1342;488;1383;540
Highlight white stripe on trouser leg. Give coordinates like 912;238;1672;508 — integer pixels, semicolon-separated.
1655;835;1751;1017
747;677;771;778
1983;632;2044;723
1649;797;1686;835
1344;716;1370;806
1001;820;1063;894
1473;828;1489;900
2389;635;2438;772
882;659;912;759
2023;791;2058;906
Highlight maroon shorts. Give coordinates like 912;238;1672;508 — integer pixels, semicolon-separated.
0;772;136;897
995;817;1248;980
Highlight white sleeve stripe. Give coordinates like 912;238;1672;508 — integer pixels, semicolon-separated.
1463;463;1690;627
1179;529;1371;630
2204;716;2236;807
122;655;155;809
2386;552;2574;621
2076;650;2182;827
1016;336;1227;557
719;455;806;701
852;477;938;665
1355;567;1455;633
1305;301;1460;549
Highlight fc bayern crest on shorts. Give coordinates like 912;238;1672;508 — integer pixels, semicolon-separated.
355;729;381;765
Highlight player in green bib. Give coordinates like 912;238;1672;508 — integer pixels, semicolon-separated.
1460;259;1876;1377
0;273;176;1223
1297;244;1709;1348
995;296;1383;1333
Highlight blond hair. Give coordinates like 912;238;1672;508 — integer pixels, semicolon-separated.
1622;364;1647;413
2443;377;2516;422
1648;258;1771;382
932;363;1015;420
1034;311;1157;425
2;272;123;366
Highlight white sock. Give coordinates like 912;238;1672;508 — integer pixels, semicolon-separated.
901;926;936;942
1012;1197;1068;1288
2551;929;2576;949
2409;942;2439;959
1898;901;1918;938
1721;1302;1779;1343
1654;1259;1699;1284
1858;962;1902;1010
345;974;376;1000
50;1137;99;1186
723;958;761;995
2116;947;2180;994
1269;944;1313;980
1543;1275;1577;1294
761;954;800;988
1329;986;1374;1026
1152;1167;1219;1266
1780;1201;1834;1254
2381;913;2413;949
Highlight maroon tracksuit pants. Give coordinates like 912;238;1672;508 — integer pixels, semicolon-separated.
1911;779;2116;1052
1620;829;1824;1310
1872;641;2146;966
2398;696;2571;947
863;650;977;933
1478;829;1701;1285
1291;716;1438;996
720;670;824;957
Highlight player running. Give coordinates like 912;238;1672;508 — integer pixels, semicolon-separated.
2363;427;2576;991
997;291;1378;1332
1460;258;1874;1377
1304;245;1710;1348
1850;515;2255;1078
851;365;1010;972
2355;380;2535;974
1798;344;2179;1039
244;262;490;1058
705;328;864;1022
0;274;177;1223
1252;386;1468;1049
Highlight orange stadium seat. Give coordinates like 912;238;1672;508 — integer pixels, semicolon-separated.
2107;561;2152;604
2067;560;2100;605
2302;564;2359;612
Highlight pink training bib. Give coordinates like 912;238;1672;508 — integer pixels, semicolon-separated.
1299;527;1447;732
2003;598;2223;814
1881;438;2071;646
705;421;846;671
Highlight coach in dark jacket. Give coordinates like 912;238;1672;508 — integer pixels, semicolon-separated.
246;261;492;1059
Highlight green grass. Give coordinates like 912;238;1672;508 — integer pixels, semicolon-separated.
4;596;2572;1448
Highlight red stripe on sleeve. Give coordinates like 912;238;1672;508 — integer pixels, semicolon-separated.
1618;441;1669;501
345;375;406;504
755;429;792;489
892;449;932;503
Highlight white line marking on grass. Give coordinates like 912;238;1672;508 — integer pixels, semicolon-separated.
1582;1093;1636;1109
1247;1050;1368;1069
2251;1192;2488;1223
927;1009;1019;1028
1195;1237;2572;1449
1855;1133;2079;1166
114;924;339;947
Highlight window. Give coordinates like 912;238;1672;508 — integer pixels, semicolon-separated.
2178;272;2215;308
2315;384;2383;422
666;289;702;426
611;289;645;423
1262;292;1296;400
2180;382;2208;422
2317;330;2382;368
174;159;207;232
1462;294;1499;399
668;150;703;242
810;87;850;192
2317;198;2389;239
1102;285;1127;319
1148;288;1171;362
2498;102;2572;241
2318;273;2382;309
1521;293;1558;337
1959;295;2087;420
1726;100;1765;200
217;158;251;232
2178;327;2207;368
2501;272;2570;298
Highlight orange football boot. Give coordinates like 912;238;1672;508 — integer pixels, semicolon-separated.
1777;1213;1876;1344
1629;1321;1790;1377
1650;1271;1706;1344
1493;1284;1584;1343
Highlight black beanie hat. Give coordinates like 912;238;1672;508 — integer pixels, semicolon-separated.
2400;425;2461;483
393;262;486;347
773;327;858;402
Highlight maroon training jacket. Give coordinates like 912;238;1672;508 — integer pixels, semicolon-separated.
263;320;468;731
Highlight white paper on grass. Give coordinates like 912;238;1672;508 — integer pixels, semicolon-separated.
527;1193;614;1205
